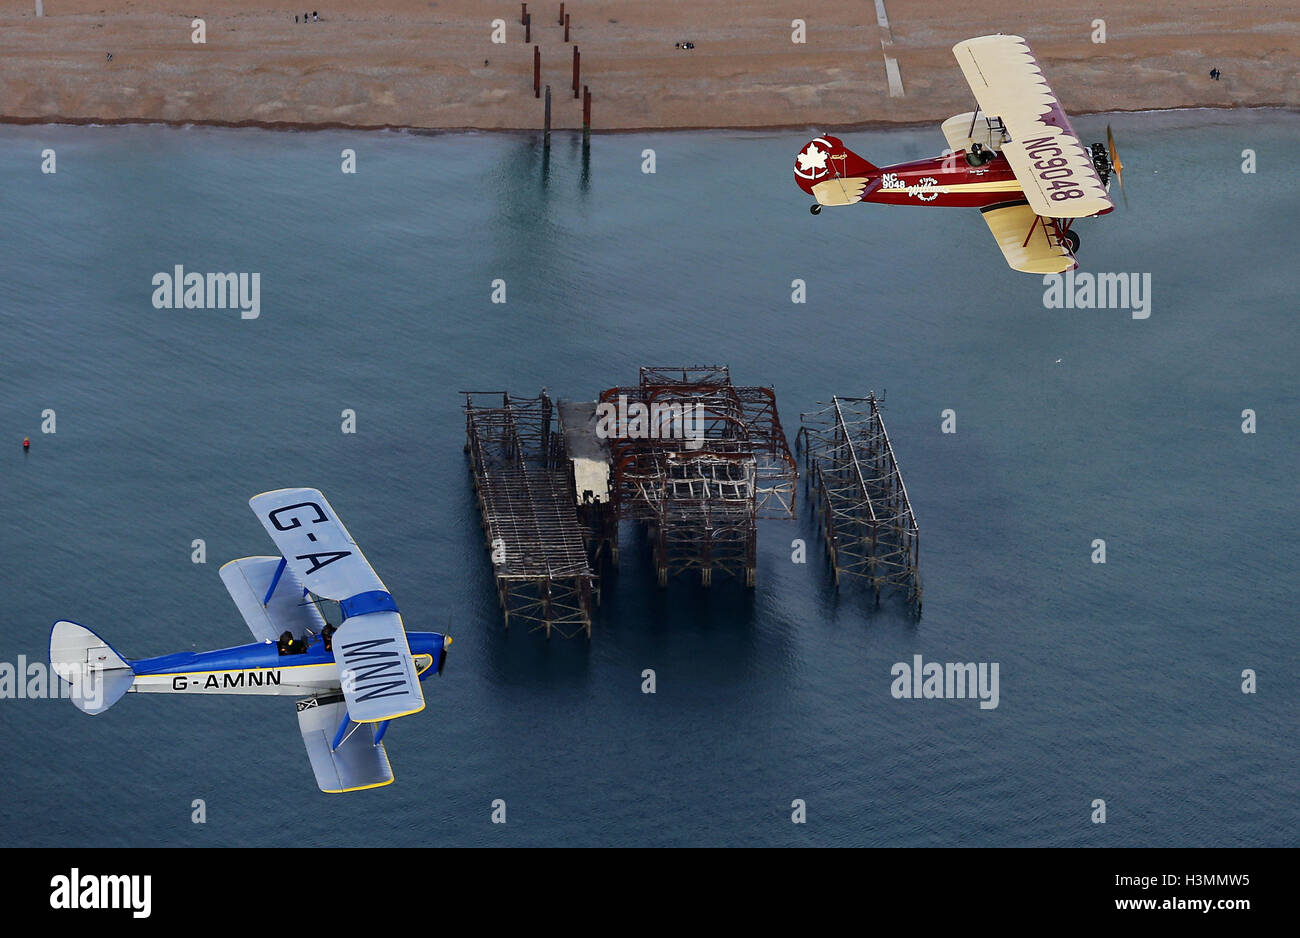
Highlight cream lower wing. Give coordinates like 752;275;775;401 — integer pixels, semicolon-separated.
979;201;1076;274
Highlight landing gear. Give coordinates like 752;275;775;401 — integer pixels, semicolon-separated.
1062;229;1080;253
810;203;822;215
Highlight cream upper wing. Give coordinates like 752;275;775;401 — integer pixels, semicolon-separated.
953;36;1113;218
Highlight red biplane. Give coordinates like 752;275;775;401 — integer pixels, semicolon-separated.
794;35;1126;274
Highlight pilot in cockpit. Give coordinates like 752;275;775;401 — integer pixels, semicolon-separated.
965;142;995;167
277;630;308;655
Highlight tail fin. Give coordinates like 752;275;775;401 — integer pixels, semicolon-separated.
49;620;134;715
794;135;880;204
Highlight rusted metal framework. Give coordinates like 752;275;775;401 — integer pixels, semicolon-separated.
598;366;797;587
463;391;597;638
798;394;922;615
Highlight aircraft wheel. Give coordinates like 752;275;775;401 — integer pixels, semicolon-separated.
810;204;821;215
1063;229;1080;253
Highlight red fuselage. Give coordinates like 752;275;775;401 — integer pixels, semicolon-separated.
794;135;1028;210
857;154;1024;208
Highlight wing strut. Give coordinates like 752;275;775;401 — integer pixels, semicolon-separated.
332;709;363;751
262;556;288;606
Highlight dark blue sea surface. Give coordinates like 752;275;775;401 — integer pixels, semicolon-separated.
1;110;1296;846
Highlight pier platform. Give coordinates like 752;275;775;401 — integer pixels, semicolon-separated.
463;391;597;638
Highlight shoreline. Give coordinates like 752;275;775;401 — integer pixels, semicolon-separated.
4;1;1295;133
3;104;1294;137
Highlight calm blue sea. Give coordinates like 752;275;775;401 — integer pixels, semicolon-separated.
1;110;1296;846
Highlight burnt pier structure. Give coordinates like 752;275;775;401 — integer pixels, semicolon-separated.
462;391;597;638
599;366;797;588
462;366;799;637
798;393;922;615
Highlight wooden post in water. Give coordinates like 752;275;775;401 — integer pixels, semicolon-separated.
564;13;570;41
544;85;552;142
524;12;531;43
559;2;565;25
583;85;591;138
533;45;541;97
521;3;527;25
572;46;580;98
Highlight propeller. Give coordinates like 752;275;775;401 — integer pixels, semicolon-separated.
1106;125;1127;208
437;632;452;676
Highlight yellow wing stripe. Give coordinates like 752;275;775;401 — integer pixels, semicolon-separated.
321;777;396;794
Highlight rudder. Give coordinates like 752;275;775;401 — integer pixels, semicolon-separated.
49;620;134;715
794;135;880;205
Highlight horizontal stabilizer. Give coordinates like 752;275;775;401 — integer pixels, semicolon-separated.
49;620;135;715
296;695;393;793
220;556;328;644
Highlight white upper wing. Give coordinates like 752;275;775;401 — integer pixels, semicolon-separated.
249;488;424;722
952;35;1113;218
249;488;388;600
